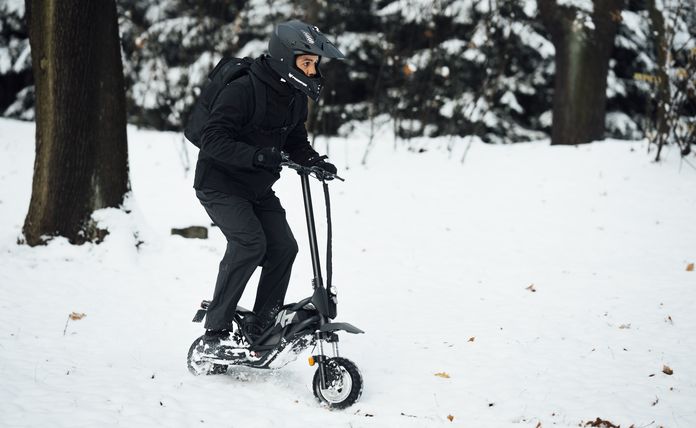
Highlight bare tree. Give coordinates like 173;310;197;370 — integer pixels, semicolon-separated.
645;0;695;161
539;0;624;145
23;0;129;245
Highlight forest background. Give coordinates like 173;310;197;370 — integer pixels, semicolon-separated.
1;0;694;155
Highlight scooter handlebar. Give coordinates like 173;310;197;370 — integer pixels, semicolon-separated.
280;153;345;182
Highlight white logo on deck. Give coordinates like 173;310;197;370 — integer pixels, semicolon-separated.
277;310;295;327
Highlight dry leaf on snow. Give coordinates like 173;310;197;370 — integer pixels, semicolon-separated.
584;417;620;428
526;284;537;292
468;336;475;342
662;365;673;375
447;415;454;422
434;372;450;378
686;263;694;271
69;312;86;320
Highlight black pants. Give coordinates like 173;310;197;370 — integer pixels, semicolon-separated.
196;188;298;331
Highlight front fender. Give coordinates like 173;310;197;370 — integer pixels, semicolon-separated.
319;322;364;334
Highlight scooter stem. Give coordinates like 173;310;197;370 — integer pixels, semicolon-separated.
300;172;324;289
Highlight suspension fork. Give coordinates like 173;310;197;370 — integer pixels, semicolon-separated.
315;328;340;389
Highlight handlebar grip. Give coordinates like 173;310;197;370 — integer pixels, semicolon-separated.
279;160;345;182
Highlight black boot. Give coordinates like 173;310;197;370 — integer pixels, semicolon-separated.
203;329;230;344
199;329;250;361
240;315;266;343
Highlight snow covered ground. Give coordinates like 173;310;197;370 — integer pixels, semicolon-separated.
0;117;695;427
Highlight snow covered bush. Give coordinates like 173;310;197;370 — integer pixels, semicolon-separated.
0;0;32;119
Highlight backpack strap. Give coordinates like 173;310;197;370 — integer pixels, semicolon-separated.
237;65;303;137
242;72;266;135
242;73;303;137
290;92;304;130
212;57;262;137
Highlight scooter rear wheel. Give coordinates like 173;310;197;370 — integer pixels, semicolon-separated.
313;357;363;408
187;336;228;376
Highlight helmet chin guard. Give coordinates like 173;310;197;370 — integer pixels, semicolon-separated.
268;20;345;102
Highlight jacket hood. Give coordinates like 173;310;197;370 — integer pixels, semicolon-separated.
251;55;295;97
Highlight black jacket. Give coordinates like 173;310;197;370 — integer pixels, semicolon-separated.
193;55;319;200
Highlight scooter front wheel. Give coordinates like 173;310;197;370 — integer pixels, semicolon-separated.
187;336;228;376
313;357;363;409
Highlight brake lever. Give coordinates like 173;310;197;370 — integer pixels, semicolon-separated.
310;166;345;182
280;157;345;182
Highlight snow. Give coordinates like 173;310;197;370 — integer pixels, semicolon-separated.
242;0;294;28
510;22;555;59
557;0;593;13
440;100;456;118
12;41;31;73
619;10;649;51
2;86;34;120
470;24;488;48
144;3;177;24
443;4;473;24
523;1;538;18
407;49;432;70
0;0;24;15
0;46;10;74
1;118;696;427
539;110;553;128
673;26;695;49
463;48;486;63
378;0;476;24
440;39;467;55
148;16;199;45
606;111;641;139
500;91;524;114
377;0;433;22
605;67;627;98
187;52;220;92
235;39;268;59
336;32;386;54
132;58;168;110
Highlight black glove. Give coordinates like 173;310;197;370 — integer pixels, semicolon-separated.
307;155;337;176
253;147;282;172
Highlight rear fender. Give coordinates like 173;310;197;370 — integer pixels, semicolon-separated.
192;301;253;323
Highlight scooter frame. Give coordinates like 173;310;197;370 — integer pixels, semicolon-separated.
189;158;363;393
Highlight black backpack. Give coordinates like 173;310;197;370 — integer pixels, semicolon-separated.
184;57;262;147
185;56;302;148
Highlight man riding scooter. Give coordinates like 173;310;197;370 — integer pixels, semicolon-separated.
193;20;345;353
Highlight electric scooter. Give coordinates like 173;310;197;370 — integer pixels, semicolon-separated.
186;156;364;409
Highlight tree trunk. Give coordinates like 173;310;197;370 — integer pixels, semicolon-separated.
539;0;624;145
23;0;129;245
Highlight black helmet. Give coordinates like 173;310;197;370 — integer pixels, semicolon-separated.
267;20;345;102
